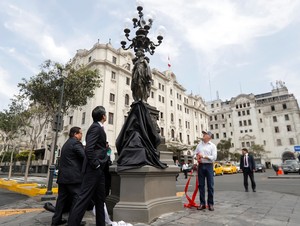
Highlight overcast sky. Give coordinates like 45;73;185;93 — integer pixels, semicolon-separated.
1;0;300;111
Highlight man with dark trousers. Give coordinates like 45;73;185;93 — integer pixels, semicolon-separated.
194;131;217;211
240;148;256;192
51;127;85;226
68;106;108;226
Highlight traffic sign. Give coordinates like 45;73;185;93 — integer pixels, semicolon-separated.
294;146;300;152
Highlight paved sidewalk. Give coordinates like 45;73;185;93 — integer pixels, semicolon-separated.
0;189;300;226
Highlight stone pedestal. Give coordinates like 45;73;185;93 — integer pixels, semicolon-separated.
112;166;182;224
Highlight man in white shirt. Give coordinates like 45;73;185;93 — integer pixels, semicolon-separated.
194;131;217;211
182;162;189;179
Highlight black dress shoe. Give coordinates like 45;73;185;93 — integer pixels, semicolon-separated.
245;189;249;192
44;202;56;213
208;205;214;211
197;204;206;210
51;219;67;226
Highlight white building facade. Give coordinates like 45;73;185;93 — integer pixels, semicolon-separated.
206;84;300;165
53;42;209;164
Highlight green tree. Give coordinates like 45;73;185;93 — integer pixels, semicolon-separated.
0;97;31;179
217;138;232;161
16;150;35;162
17;59;102;183
250;144;269;158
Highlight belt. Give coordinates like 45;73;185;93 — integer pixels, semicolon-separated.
198;162;213;165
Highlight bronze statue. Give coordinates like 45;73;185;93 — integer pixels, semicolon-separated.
131;50;152;102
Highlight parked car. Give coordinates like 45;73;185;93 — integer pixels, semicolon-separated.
213;163;223;176
234;163;241;173
222;163;237;174
281;160;300;174
255;163;266;172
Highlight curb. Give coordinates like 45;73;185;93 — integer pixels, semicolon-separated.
268;175;300;179
0;178;58;197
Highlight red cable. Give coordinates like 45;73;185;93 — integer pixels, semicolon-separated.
184;169;199;208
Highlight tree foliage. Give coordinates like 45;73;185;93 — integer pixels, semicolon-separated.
250;144;269;158
16;150;35;162
217;138;232;161
18;60;102;115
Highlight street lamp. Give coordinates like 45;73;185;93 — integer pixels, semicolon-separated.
120;3;164;103
42;68;65;199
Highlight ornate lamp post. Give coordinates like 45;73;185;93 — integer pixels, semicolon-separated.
109;3;182;224
120;3;163;103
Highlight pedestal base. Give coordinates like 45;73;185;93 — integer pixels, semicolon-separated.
112;166;182;224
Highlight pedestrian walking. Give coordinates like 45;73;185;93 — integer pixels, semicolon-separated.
194;131;217;211
51;127;85;226
240;148;256;192
182;162;189;179
68;106;109;226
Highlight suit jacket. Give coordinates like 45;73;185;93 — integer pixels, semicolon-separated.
240;154;256;171
57;137;85;184
82;122;108;172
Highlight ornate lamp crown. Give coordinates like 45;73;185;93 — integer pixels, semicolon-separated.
121;5;163;55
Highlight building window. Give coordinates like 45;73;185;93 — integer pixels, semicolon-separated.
216;133;219;139
243;120;247;126
109;93;115;102
276;139;282;146
161;127;164;137
179;133;182;142
170;100;173;106
81;112;86;125
242;111;245;116
247;110;250;115
261;128;264;132
160;112;163;119
215;124;218;129
246;142;250;147
289;138;295;145
248;119;252;126
239;121;242;127
238;111;241;116
111;71;116;80
275;126;279;133
171;129;175;138
263;140;266;145
222;124;225;128
108;112;114;125
271;105;275;111
125;94;129;105
112;56;117;64
287;125;292;132
151;92;154;98
223;132;226;138
126;63;131;71
210;125;213;130
69;116;73;125
260;118;263;123
258;109;261;113
170;89;173;95
242;142;245;147
88;56;92;62
273;116;277;122
179;119;182;126
187;135;190;145
126;77;130;85
162;96;165;103
285;114;289;121
171;113;174;122
282;103;287;109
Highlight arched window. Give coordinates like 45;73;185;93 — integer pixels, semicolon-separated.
125;94;129;106
171;113;174;122
171;129;175;138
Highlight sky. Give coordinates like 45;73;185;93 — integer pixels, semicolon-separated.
1;0;300;111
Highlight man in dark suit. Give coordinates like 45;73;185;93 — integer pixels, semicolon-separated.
51;126;85;226
68;106;108;226
240;148;256;192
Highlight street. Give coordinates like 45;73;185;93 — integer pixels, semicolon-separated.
176;169;300;196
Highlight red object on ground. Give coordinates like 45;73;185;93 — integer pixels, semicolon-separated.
184;170;199;208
